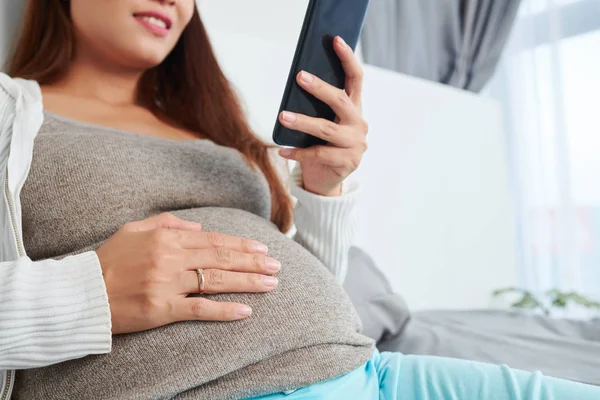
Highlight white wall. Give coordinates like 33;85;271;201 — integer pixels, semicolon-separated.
355;67;516;311
198;0;310;47
199;0;518;311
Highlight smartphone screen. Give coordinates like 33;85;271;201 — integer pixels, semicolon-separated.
272;0;370;148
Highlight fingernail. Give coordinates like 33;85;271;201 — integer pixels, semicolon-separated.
337;37;347;48
281;111;297;123
265;257;281;273
236;305;252;317
262;276;279;288
279;148;293;157
252;241;268;254
300;71;314;84
185;222;203;231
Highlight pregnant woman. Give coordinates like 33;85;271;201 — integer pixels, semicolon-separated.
1;0;598;399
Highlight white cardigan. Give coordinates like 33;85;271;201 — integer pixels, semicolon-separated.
0;73;360;398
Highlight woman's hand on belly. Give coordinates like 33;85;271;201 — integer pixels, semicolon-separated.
95;213;281;335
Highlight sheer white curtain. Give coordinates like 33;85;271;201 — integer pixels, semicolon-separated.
485;0;600;302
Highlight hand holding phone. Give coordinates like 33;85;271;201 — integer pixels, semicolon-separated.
272;0;370;148
276;35;370;197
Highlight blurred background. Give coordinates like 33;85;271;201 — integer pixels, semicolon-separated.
1;0;599;317
198;0;600;317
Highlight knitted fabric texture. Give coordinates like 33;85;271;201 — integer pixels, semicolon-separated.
14;113;374;400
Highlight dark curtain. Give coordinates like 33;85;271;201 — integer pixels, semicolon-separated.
360;0;522;92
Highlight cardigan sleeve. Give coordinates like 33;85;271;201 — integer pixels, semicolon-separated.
0;253;113;370
290;163;361;284
0;74;112;370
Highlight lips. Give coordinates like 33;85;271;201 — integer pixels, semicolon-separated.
134;11;173;37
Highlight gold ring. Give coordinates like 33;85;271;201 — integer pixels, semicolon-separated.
196;268;206;293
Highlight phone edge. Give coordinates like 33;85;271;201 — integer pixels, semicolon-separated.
272;0;318;146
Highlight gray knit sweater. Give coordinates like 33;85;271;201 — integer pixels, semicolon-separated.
13;112;374;400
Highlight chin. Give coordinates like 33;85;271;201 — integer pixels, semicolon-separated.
129;51;171;70
122;39;173;70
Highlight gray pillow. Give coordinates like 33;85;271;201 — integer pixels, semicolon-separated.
343;246;411;343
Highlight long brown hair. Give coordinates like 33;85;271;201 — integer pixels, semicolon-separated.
8;0;294;232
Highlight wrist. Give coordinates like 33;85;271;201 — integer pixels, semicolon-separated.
303;182;343;197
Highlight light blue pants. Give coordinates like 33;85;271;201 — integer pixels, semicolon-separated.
249;350;599;399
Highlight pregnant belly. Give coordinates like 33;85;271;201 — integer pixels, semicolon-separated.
14;207;372;400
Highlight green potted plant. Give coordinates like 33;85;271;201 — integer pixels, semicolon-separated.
493;287;600;317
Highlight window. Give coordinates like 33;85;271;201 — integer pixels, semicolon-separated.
485;0;600;303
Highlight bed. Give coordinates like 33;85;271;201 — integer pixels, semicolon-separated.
344;246;600;386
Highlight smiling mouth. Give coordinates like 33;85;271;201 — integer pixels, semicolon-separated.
134;12;173;37
139;15;168;29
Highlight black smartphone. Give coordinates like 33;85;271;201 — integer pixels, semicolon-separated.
272;0;370;148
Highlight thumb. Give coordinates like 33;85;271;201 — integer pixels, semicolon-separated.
130;212;203;233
